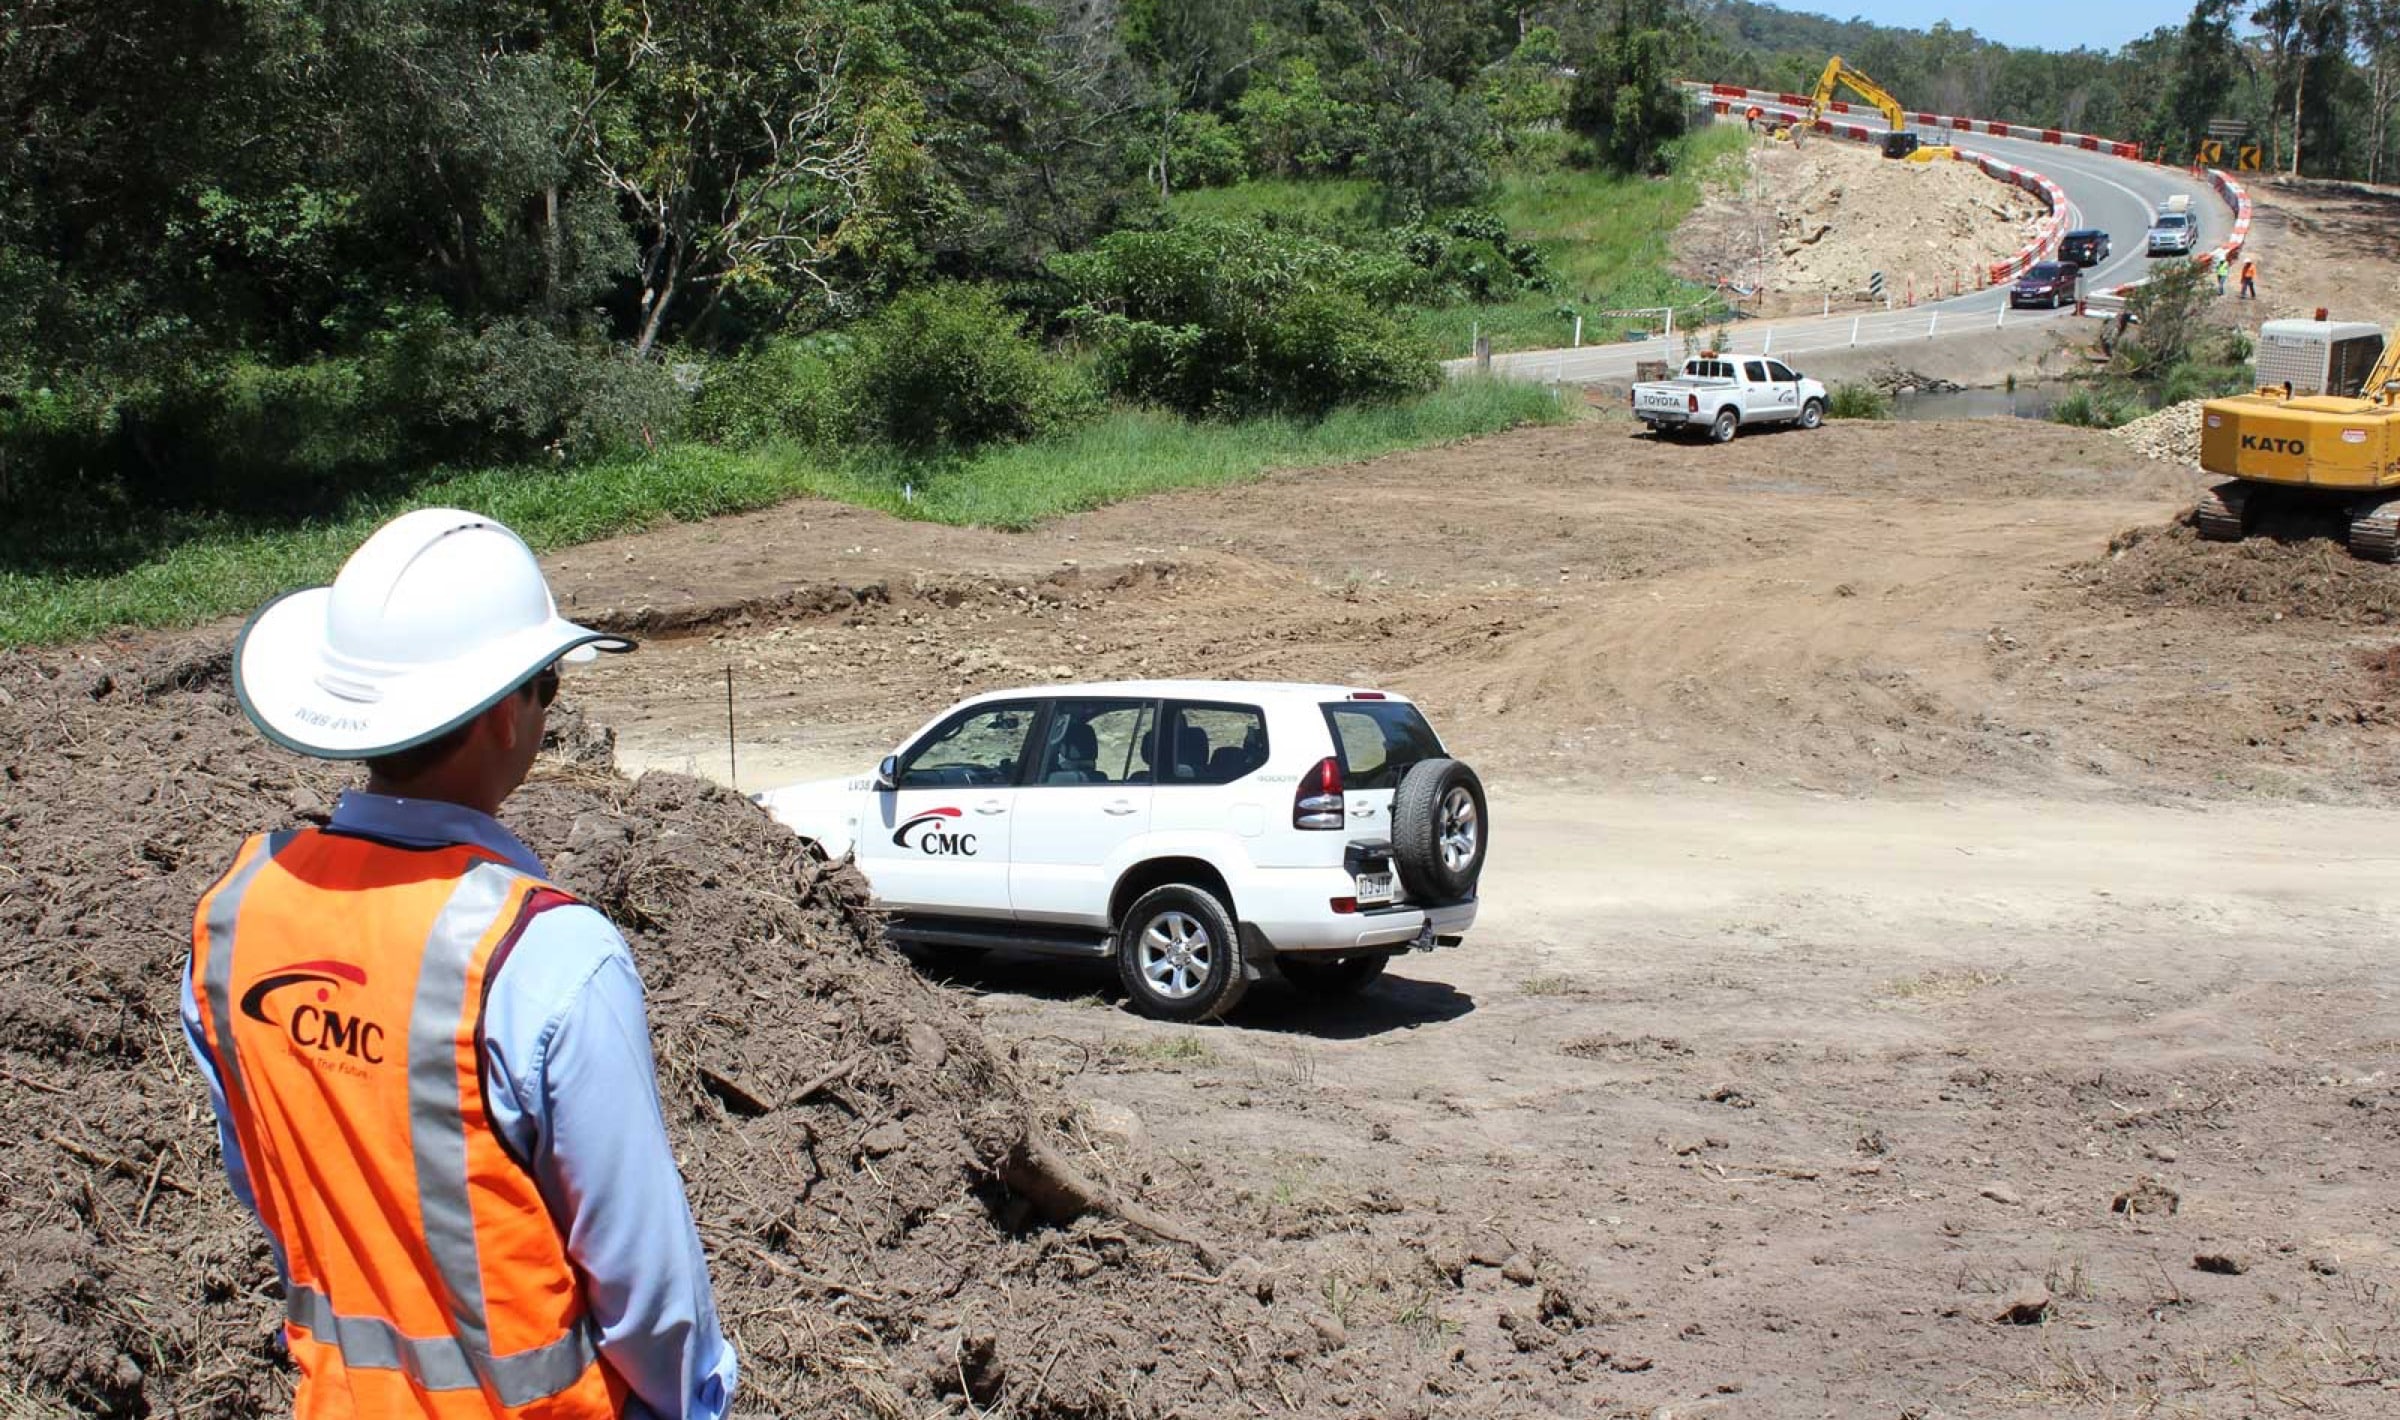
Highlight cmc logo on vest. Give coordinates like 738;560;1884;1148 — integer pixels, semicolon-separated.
240;960;387;1067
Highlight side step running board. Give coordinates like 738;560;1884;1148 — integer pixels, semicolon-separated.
885;919;1112;959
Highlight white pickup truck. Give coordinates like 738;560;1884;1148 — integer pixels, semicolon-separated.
1631;355;1829;442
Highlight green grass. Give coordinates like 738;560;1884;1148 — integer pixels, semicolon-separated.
1166;126;1752;361
1425;125;1751;357
1827;382;1894;420
0;378;1567;648
1169;175;1378;227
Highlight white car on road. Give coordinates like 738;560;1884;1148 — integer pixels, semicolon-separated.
1632;355;1828;442
755;681;1486;1020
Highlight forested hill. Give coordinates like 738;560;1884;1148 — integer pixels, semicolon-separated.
2;0;2393;573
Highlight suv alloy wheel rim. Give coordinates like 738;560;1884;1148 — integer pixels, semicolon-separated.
1139;910;1213;1001
1439;786;1479;872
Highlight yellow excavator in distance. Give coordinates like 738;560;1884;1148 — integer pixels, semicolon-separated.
1771;57;1955;162
2196;319;2400;559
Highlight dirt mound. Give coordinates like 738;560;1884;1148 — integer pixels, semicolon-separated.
1676;136;2044;305
0;637;1324;1418
2112;399;2204;465
2077;517;2400;625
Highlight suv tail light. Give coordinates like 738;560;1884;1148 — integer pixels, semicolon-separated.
1294;756;1343;830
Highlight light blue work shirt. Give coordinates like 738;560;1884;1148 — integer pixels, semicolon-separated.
180;790;737;1420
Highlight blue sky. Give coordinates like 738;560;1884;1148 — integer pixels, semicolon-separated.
1808;2;2199;52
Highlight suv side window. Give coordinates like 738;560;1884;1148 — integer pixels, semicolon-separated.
1766;361;1797;382
897;702;1038;788
1744;360;1770;383
1321;701;1446;791
1033;698;1157;785
1161;702;1268;784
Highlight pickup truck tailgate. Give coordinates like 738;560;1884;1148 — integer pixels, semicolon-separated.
1633;386;1690;412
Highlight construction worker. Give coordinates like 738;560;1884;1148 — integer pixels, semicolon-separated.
2214;251;2230;297
182;509;735;1419
2240;256;2258;300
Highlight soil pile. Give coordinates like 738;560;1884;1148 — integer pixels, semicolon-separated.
2076;517;2400;625
1676;136;2044;303
0;638;1320;1418
2112;399;2205;465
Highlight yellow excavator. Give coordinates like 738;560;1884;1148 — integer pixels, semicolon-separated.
2195;318;2400;559
1773;57;1954;162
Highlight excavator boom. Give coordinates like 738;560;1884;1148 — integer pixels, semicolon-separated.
1805;56;1943;159
1807;56;1904;131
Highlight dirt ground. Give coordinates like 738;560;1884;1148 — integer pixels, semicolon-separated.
13;410;2400;1417
1676;137;2046;316
2227;177;2400;329
543;414;2400;1415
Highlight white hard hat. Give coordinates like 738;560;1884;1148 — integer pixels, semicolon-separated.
233;508;633;760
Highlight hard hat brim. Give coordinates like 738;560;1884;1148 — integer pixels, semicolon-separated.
233;588;634;761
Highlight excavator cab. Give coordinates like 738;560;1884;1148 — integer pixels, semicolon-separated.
1881;132;1920;160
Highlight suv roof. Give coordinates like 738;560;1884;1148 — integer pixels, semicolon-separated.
943;679;1416;707
2064;228;2105;239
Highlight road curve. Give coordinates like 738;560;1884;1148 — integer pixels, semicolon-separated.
1466;120;2237;385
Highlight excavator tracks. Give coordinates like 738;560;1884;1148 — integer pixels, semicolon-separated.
2194;484;2250;542
2347;498;2400;563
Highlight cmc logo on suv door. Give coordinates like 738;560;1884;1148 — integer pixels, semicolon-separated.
894;807;978;856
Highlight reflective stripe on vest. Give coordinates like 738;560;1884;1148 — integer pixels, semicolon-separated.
192;831;617;1417
286;1283;601;1406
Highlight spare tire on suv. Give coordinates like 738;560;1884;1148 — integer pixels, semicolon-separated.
1390;758;1487;903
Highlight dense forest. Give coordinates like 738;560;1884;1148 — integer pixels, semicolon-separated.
3;0;2395;561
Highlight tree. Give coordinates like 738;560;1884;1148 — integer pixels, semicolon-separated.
573;0;883;354
2159;2;2241;159
2356;0;2400;182
1567;0;1688;176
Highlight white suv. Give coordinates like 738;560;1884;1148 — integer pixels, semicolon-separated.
755;681;1485;1020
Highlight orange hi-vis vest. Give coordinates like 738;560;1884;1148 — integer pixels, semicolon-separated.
190;828;625;1418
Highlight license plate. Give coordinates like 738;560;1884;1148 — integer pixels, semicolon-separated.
1354;870;1395;906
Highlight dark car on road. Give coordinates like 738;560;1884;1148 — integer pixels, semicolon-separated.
2058;229;2111;267
2010;261;2081;309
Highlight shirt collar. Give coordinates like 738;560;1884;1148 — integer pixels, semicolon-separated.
327;790;548;878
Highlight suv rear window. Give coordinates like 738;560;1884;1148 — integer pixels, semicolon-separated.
1320;701;1445;790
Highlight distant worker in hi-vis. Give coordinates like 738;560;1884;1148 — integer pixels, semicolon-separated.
183;509;735;1418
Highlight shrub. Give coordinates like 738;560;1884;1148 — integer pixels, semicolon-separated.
1134;110;1251;191
1826;382;1892;420
687;336;858;449
1398;207;1551;302
2112;260;2213;379
844;283;1090;453
2052;388;2134;429
427;319;687;460
1052;218;1439;418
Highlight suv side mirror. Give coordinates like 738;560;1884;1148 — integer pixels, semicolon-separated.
875;755;900;792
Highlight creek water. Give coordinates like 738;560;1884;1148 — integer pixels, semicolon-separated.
1888;383;2074;420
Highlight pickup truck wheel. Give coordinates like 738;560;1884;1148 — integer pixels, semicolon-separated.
1279;952;1392;997
1798;398;1824;430
1116;884;1248;1022
1391;758;1488;902
1709;407;1739;443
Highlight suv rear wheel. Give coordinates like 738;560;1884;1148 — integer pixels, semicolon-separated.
1116;883;1249;1021
1710;408;1739;443
1279;952;1392;997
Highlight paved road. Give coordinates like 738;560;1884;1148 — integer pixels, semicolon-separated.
1462;126;2236;385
